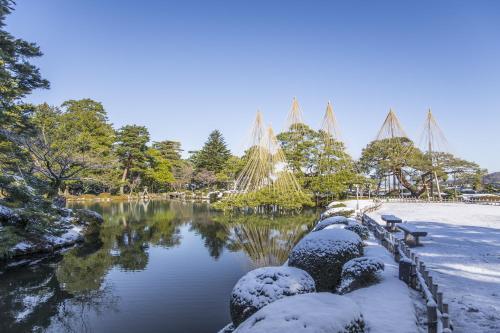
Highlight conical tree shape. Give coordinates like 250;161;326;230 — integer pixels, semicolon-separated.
285;97;304;129
375;109;407;140
263;125;302;194
234;111;272;192
320;101;341;142
418;109;450;155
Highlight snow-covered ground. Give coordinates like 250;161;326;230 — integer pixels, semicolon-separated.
368;202;500;333
345;238;418;333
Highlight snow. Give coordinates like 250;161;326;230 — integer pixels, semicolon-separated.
233;293;364;333
45;225;83;246
313;216;348;231
342;199;376;211
291;229;362;256
11;241;32;251
230;266;315;325
368;202;500;333
14;292;54;322
344;238;418;333
0;204;14;217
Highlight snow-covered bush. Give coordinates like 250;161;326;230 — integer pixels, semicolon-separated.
233;292;365;333
313;216;348;231
337;257;384;294
344;223;369;241
218;323;235;333
315;217;369;241
320;206;355;220
230;266;316;326
288;229;363;291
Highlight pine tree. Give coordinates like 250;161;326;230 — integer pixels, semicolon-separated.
0;0;50;174
115;125;150;194
194;130;231;173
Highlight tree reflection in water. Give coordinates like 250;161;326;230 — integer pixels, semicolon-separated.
216;213;318;268
0;200;318;332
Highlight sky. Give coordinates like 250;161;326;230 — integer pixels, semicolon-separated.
6;0;500;171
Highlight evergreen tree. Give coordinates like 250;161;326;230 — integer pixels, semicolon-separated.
194;130;231;173
115;125;150;194
152;140;183;161
143;148;175;192
20;101;115;196
0;0;49;174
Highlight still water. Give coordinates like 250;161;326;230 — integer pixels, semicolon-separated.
0;200;318;333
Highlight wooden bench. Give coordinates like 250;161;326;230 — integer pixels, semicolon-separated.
398;224;428;247
381;214;402;232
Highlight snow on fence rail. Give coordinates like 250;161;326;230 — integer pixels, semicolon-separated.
360;212;453;333
383;197;500;206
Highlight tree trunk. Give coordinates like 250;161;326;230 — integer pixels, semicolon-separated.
393;168;429;197
120;167;129;195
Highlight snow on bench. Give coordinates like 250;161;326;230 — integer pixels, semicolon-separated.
381;214;402;231
398;223;428;247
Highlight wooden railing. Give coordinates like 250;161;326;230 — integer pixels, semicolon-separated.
383;197;500;206
361;213;453;333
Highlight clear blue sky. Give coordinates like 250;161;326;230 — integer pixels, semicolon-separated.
6;0;500;171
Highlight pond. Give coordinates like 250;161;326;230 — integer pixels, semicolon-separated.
0;200;318;333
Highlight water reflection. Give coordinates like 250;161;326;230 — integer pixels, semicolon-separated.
0;200;318;333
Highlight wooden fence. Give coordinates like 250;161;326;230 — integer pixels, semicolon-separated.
384;197;500;206
360;210;453;333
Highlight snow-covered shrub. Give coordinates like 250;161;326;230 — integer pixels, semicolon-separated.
316;217;369;241
230;266;316;326
344;223;369;241
233;292;365;333
217;323;235;333
288;229;363;291
313;216;348;231
320;207;355;220
337;257;384;294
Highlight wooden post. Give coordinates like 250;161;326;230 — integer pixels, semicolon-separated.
432;283;438;301
442;303;450;329
411;263;417;289
427;302;438;333
437;292;443;312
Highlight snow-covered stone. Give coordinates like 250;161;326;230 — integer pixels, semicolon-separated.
0;204;18;223
233;293;365;333
288;229;363;291
230;266;316;326
73;208;104;225
337;257;384;294
44;225;84;247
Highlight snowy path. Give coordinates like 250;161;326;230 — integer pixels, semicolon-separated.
345;238;418;332
368;203;500;333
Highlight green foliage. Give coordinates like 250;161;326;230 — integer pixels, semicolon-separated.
213;187;314;213
193;130;231;173
115;125;150;193
0;0;49;174
276;123;318;175
277;124;362;202
143;148;174;190
216;155;245;187
359;137;483;197
14;101;115;196
152;140;182;160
